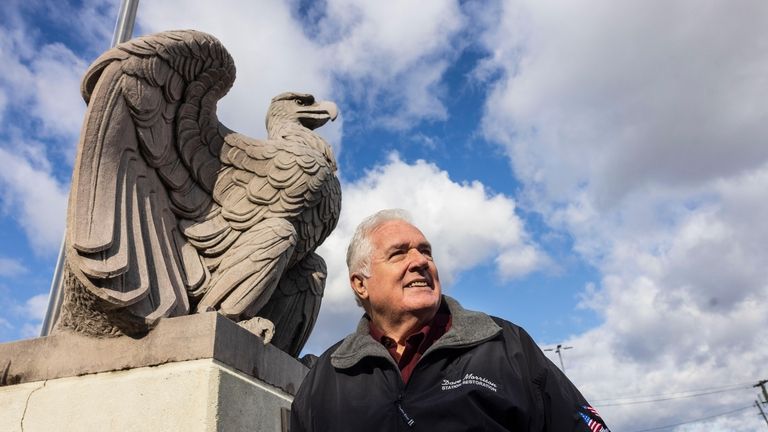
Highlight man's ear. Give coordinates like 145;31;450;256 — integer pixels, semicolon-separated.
350;273;368;300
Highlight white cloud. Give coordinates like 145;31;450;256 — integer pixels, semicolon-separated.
136;0;333;140
318;0;465;129
0;15;90;257
306;154;545;352
496;244;546;279
28;43;88;139
21;294;49;322
0;258;28;277
136;1;467;135
477;1;768;430
1;292;50;341
0;23;88;145
0;147;68;254
0;28;36;106
67;0;119;51
481;0;768;209
20;323;42;339
320;0;462;73
0;88;7;123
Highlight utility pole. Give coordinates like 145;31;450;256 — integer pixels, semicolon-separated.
544;344;573;373
756;399;768;429
756;381;768;430
40;0;141;337
756;380;768;404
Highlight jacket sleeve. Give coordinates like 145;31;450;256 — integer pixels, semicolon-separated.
290;392;307;432
290;365;315;432
516;326;611;432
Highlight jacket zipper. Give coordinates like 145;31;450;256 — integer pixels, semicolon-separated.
391;322;502;429
395;393;415;427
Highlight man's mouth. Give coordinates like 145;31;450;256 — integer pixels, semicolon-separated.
405;280;431;288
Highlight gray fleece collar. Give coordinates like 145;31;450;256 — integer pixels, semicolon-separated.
330;295;502;370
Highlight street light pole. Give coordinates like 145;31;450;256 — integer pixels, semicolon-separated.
40;0;141;337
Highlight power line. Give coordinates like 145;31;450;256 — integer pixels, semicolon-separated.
628;405;753;432
591;381;754;404
593;385;753;407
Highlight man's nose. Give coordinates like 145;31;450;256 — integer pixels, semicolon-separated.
407;249;429;270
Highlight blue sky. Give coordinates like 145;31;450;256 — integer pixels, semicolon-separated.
2;1;768;430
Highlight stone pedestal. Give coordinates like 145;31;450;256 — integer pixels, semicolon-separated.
0;312;307;431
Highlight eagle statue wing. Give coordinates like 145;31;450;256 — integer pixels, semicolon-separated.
66;30;233;329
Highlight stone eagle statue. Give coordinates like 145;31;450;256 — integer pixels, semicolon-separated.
57;30;341;357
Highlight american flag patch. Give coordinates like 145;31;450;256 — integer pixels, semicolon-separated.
578;405;610;432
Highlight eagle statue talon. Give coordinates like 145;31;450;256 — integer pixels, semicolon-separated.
58;30;341;358
238;316;275;345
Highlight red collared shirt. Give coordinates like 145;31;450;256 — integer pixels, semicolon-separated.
369;303;452;384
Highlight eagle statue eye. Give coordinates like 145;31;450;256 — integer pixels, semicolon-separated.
295;99;305;106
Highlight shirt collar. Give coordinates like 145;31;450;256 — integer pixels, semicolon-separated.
368;300;452;353
330;295;501;370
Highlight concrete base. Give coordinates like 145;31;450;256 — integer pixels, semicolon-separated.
0;359;291;431
0;312;308;431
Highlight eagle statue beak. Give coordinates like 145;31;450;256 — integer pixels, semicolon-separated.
319;101;338;122
298;100;339;129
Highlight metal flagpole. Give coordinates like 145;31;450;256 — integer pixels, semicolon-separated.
40;0;141;337
111;0;141;48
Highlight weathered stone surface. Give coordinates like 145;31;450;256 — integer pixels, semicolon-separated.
0;312;307;395
0;359;294;432
61;29;341;357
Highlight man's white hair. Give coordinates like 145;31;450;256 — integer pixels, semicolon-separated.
346;208;413;278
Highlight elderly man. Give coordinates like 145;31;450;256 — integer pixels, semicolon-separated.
291;209;609;431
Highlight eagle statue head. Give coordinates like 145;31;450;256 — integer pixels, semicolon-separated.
266;92;338;133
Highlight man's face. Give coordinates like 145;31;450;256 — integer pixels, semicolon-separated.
356;220;442;323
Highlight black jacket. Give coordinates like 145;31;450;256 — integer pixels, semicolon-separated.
291;296;609;431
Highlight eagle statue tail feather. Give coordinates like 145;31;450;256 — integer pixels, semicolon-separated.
257;252;327;357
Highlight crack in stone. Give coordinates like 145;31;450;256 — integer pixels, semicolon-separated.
1;360;10;386
20;380;47;432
